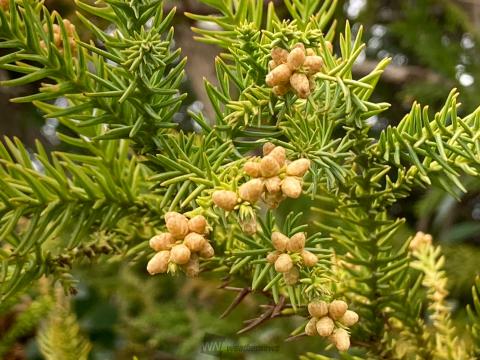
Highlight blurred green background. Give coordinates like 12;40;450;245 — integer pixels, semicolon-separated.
1;0;480;359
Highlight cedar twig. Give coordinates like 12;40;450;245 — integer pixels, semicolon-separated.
220;287;252;319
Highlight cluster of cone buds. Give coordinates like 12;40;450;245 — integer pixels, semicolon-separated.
40;19;77;54
266;231;318;285
266;43;324;98
304;300;359;352
212;143;310;212
147;212;214;277
409;231;432;251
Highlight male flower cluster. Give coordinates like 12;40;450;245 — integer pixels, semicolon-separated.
266;44;324;98
212;143;310;213
266;231;318;285
147;212;214;277
40;19;77;54
305;300;359;351
409;231;433;251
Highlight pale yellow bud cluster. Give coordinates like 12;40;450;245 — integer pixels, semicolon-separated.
40;20;77;54
147;212;214;277
305;300;359;352
266;231;317;284
244;143;310;208
0;0;8;11
212;143;310;212
409;231;432;251
266;43;324;98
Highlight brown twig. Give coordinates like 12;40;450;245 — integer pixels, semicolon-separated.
220;287;252;319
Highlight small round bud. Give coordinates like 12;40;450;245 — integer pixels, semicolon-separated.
199;242;215;259
239;179;264;204
212;190;238;211
269;146;286;167
170;244;191;265
286;159;311;177
272;83;290;96
271;47;289;64
266;64;292;87
188;215;207;234
329;300;348;320
147;250;170;275
260;155;280;177
305;318;318;336
266;250;281;264
308;300;329;318
303;55;323;75
184;254;200;277
306;48;316;56
330;328;350;352
290;73;310;98
268;59;277;70
263;142;276;156
301;250;318;267
287;47;306;70
265;176;282;193
281;177;303;198
339;310;359;327
287;232;306;252
244;161;261;177
271;231;289;251
283;267;299;285
274;253;293;273
184;232;207;252
149;233;175;251
166;213;189;239
316;316;335;337
165;211;180;222
305;317;318;336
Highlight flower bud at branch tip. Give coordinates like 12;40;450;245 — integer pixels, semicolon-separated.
166;213;189;239
147;250;170;275
260;155;280;177
170;244;191;265
272;231;289;251
212;190;238;211
188;215;207;234
331;328;350;352
274;253;293;273
308;300;329;318
282;177;303;198
287;232;306;252
305;317;318;336
149;233;175;251
329;300;348;320
244;161;261;178
316;316;335;337
239;179;264;203
301;250;318;267
184;232;206;252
